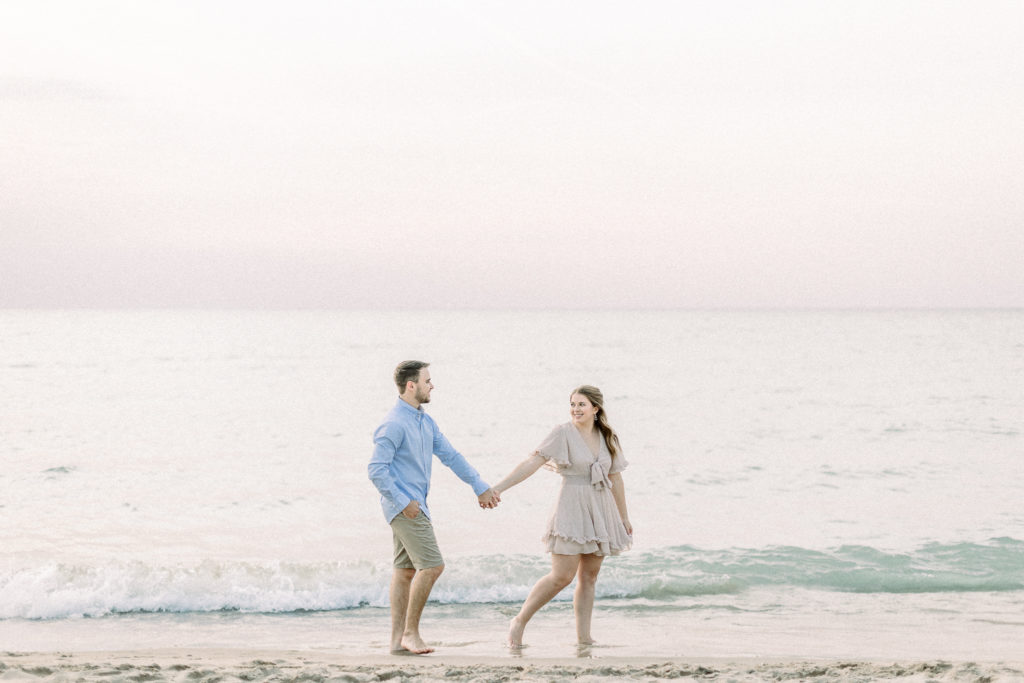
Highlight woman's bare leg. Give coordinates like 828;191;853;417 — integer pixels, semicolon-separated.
573;553;604;644
509;553;579;647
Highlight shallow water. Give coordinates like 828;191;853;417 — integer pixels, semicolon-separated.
2;309;1022;657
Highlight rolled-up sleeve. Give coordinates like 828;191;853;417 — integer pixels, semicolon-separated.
368;422;412;514
432;429;490;496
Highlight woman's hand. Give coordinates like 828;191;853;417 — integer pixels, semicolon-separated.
478;488;501;509
622;518;633;536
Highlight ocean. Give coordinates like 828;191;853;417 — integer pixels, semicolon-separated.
1;309;1022;660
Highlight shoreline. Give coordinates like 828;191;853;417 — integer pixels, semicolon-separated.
2;650;1022;682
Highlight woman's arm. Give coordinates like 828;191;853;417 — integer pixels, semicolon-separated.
608;472;632;535
493;453;547;494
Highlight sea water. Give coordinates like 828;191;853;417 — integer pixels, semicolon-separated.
1;310;1022;660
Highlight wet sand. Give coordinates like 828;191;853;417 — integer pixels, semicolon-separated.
2;650;1021;682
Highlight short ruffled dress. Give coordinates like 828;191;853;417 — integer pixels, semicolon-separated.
534;422;631;556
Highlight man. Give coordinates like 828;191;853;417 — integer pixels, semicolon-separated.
368;360;500;654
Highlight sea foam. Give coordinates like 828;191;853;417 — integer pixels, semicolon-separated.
4;539;1021;620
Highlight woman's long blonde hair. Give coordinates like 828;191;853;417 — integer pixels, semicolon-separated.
571;385;621;459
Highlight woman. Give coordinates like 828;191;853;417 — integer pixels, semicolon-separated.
494;385;632;648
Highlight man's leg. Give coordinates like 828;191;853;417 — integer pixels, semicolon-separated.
389;568;415;653
389;512;445;654
401;563;444;654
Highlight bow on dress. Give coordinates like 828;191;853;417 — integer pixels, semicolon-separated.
590;460;613;490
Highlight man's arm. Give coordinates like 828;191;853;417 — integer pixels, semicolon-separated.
432;428;497;506
368;423;413;514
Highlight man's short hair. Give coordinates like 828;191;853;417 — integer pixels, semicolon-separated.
394;360;429;392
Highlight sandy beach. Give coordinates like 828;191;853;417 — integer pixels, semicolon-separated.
2;650;1022;682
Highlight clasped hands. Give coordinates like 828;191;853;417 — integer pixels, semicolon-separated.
478;488;501;510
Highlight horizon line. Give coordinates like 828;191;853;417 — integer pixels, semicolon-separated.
2;305;1021;314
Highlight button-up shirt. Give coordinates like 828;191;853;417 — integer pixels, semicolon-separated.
368;398;490;522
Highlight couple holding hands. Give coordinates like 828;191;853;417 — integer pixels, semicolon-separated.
368;360;632;654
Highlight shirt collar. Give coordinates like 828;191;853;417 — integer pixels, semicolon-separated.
396;398;423;417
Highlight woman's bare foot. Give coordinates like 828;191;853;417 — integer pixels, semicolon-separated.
508;616;526;648
400;633;435;654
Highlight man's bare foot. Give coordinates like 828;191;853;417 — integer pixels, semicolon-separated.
400;633;435;654
508;616;526;648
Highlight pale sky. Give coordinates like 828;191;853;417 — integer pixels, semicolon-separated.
2;0;1022;309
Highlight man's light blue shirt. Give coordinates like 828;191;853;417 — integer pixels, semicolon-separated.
368;398;490;523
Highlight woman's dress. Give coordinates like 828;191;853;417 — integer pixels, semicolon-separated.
534;422;631;556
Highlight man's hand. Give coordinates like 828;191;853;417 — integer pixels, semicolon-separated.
402;500;421;519
478;488;501;509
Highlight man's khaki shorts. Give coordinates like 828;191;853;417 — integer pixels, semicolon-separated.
390;510;444;569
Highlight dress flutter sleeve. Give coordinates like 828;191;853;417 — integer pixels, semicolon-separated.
535;424;570;467
609;443;628;474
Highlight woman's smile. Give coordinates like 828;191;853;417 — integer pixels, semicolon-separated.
570;394;598;425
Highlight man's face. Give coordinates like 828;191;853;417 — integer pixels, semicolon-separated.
412;369;434;404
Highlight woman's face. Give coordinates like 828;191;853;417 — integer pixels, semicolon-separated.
570;393;599;427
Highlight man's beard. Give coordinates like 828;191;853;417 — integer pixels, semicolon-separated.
416;388;431;404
